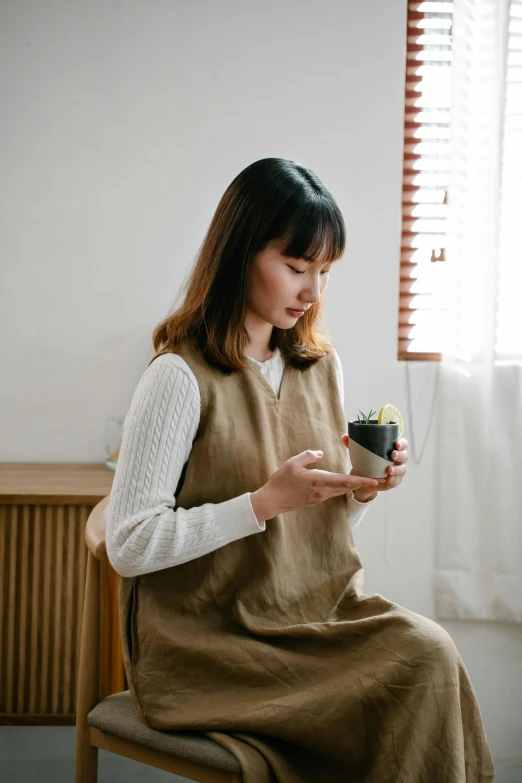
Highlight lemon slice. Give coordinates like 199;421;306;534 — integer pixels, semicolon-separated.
378;404;404;438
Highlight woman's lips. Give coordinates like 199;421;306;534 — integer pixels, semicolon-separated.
287;308;305;317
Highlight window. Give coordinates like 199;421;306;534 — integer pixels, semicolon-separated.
399;1;453;361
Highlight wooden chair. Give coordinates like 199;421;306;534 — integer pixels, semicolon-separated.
75;495;242;783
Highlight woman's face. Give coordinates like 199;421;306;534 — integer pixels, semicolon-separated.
247;240;334;328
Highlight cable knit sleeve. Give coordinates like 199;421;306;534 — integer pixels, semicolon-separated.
331;348;379;530
106;354;266;578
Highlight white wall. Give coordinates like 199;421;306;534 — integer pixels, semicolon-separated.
1;0;520;773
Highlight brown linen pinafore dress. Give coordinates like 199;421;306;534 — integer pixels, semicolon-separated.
118;339;495;782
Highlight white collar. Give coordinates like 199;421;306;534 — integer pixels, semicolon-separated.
246;346;280;365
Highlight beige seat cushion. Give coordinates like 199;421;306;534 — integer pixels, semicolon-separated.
87;690;241;774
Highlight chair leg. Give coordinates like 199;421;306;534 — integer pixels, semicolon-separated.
75;739;99;783
75;550;102;783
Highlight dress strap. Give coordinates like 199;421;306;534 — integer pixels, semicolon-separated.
147;349;172;368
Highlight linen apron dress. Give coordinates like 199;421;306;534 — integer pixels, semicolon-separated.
118;339;495;782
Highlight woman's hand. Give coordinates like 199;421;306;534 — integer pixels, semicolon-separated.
341;435;409;503
250;449;381;522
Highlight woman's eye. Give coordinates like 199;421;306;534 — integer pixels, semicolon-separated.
287;265;330;275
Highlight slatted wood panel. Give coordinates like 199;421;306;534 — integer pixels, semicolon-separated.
0;503;89;721
0;463;124;725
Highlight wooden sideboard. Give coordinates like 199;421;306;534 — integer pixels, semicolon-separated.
0;463;126;725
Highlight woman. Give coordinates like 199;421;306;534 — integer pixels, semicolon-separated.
107;158;495;782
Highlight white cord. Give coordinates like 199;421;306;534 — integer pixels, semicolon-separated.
383;361;440;567
405;360;440;465
384;492;391;568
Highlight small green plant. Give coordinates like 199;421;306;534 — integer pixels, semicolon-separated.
356;409;377;424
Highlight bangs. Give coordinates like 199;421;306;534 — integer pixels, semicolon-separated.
276;195;345;264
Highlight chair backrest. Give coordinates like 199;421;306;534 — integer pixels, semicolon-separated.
86;494;110;561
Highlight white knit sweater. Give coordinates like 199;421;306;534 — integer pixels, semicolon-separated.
106;346;378;578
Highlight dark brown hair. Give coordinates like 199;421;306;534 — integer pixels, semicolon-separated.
152;157;346;373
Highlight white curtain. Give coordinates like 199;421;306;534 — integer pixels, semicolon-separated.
434;0;522;622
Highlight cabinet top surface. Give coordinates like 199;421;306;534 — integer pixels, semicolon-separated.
0;463;114;503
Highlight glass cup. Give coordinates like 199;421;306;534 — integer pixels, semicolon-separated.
348;419;400;478
105;416;125;470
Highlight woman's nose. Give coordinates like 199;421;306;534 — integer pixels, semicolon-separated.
303;280;321;303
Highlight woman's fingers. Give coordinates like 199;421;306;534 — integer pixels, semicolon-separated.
388;463;407;474
392;443;408;463
313;469;376;488
346;476;379;489
383;475;402;489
